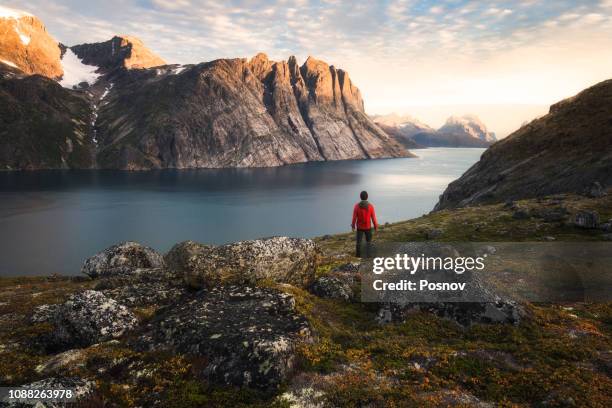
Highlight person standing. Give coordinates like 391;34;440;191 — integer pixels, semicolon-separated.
351;190;378;258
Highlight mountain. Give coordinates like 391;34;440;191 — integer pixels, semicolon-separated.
71;35;166;72
373;113;496;148
374;123;425;149
0;6;63;78
434;79;612;210
0;70;94;170
439;115;496;143
93;53;411;169
0;10;410;170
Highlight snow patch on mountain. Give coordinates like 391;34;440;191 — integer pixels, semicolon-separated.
0;5;33;19
15;26;30;45
0;59;18;68
59;49;100;88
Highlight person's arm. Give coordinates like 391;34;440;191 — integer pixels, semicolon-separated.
351;204;357;231
371;205;378;230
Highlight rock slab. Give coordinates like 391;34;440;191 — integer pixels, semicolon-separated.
135;286;311;389
166;237;319;289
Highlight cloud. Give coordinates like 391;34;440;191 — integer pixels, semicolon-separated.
2;0;611;136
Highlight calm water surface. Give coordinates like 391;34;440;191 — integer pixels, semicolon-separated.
0;148;484;275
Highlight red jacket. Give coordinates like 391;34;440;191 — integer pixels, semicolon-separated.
352;202;378;231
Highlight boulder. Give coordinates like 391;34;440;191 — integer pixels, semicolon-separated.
310;276;353;301
93;268;188;308
584;181;606;198
309;262;361;301
331;262;361;274
163;240;214;279
375;267;523;327
31;304;60;324
40;290;137;349
135;286;312;389
81;242;165;279
573;211;599;229
166;237;319;289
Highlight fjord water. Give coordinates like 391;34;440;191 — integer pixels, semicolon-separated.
0;148;484;276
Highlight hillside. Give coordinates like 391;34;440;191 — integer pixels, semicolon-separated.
0;192;610;406
435;79;612;210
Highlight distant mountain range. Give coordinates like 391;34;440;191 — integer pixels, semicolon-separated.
0;6;410;170
371;113;497;148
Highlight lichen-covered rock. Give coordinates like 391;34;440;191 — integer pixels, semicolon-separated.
418;389;493;408
331;262;361;275
94;268;188;307
41;290;137;349
163;240;214;280
81;241;165;278
377;270;524;327
35;349;86;375
573;210;599;229
31;304;60;323
167;237;319;289
0;377;94;407
379;299;522;327
135;286;312;389
310;276;353;301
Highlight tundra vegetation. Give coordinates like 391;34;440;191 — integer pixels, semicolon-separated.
0;192;610;407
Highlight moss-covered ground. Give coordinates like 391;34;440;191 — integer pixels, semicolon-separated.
0;193;610;407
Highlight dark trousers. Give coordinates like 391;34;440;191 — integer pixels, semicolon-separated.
355;229;373;258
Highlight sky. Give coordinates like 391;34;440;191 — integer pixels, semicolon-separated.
6;0;612;137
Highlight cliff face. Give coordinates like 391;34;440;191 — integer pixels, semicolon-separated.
0;69;94;170
93;53;410;170
71;35;166;71
434;80;612;210
0;6;63;78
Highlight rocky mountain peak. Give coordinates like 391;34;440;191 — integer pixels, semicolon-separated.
247;52;273;80
372;113;433;131
0;6;63;78
440;114;496;142
70;35;166;72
